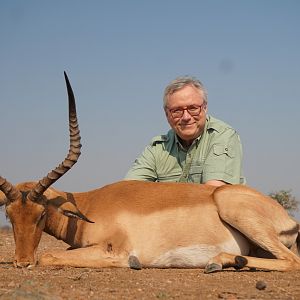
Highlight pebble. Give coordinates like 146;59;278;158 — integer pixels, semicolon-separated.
256;280;267;290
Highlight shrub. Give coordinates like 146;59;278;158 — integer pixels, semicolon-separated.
269;190;299;216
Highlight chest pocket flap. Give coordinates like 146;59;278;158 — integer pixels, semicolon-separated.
213;144;235;158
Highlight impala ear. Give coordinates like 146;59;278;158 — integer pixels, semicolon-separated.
58;202;94;223
0;191;7;206
43;188;61;200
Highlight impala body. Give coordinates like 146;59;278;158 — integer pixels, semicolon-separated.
1;73;300;272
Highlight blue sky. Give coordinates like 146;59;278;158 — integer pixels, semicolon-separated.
1;0;299;225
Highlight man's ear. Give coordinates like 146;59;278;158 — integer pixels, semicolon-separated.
164;107;169;118
57;202;94;223
165;108;173;127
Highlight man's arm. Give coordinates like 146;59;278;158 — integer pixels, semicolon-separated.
124;145;157;181
202;129;245;185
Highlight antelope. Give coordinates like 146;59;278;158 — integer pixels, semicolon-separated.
1;73;300;273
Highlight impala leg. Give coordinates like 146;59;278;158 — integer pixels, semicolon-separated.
204;233;300;273
214;189;300;272
205;251;300;273
205;252;243;273
39;246;141;269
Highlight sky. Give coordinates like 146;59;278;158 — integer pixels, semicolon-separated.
0;0;299;226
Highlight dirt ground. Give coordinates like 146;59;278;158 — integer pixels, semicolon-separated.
0;228;300;300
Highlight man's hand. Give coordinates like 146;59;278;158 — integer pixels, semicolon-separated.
205;180;227;187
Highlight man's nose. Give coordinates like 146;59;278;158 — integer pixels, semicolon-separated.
181;109;191;119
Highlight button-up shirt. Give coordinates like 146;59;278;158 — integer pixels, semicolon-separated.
125;115;245;184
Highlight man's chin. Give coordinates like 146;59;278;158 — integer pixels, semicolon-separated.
178;132;199;142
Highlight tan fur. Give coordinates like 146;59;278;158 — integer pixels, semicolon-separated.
4;180;300;272
0;191;5;206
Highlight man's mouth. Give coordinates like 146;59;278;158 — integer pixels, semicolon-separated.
180;123;195;128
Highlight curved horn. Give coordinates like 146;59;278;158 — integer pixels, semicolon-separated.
27;72;82;202
0;176;21;202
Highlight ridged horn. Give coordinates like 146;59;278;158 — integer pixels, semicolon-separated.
0;176;21;202
27;72;81;202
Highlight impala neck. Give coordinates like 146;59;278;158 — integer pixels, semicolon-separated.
44;204;79;248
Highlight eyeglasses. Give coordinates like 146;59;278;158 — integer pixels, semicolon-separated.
167;104;205;118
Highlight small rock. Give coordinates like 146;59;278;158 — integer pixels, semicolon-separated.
218;292;237;299
8;281;16;287
256;280;267;290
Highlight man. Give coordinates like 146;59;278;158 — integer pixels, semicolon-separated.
125;76;245;186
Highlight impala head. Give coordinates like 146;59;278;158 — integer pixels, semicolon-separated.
0;72;82;268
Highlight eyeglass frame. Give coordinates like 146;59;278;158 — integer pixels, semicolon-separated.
166;104;206;119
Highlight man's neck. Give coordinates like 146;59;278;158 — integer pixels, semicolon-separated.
176;135;199;150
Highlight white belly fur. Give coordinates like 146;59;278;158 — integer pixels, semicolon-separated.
149;239;250;268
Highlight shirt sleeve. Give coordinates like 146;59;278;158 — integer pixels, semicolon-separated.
202;128;245;184
124;145;158;181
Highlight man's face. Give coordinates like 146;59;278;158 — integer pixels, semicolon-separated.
165;85;207;147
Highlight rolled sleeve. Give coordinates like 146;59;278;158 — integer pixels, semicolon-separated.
124;145;158;181
202;129;244;184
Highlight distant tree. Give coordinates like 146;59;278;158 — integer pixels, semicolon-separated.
269;190;299;216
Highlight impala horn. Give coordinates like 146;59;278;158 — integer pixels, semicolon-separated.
0;176;21;203
27;72;82;202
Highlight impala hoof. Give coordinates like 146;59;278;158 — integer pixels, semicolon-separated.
128;255;142;270
234;256;247;270
14;261;36;269
204;263;222;273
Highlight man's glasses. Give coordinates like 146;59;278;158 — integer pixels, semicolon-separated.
168;104;205;119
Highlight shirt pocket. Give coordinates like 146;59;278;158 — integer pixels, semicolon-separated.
210;144;235;176
213;144;235;158
189;165;203;183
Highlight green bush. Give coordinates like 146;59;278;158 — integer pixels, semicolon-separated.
269;190;299;216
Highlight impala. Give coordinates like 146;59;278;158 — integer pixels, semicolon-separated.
1;73;300;272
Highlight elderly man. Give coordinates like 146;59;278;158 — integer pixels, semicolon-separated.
125;76;245;186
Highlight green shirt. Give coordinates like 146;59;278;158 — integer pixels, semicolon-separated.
125;115;245;184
